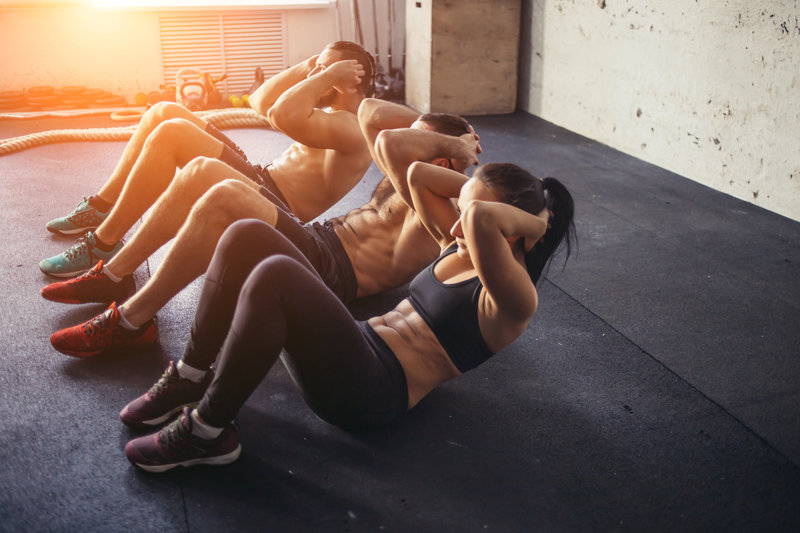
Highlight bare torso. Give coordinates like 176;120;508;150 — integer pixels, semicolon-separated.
367;300;462;408
269;111;372;223
329;178;473;407
332;177;441;299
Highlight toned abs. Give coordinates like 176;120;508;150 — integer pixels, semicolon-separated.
332;178;440;298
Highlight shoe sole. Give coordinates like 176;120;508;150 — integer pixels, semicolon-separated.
40;291;116;305
46;225;98;236
131;444;242;473
40;294;83;304
52;338;157;358
54;346;105;358
120;402;199;429
39;265;92;279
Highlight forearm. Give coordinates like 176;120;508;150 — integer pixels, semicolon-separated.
267;71;333;133
462;202;539;322
249;60;314;118
375;128;465;202
358;98;420;167
466;201;547;245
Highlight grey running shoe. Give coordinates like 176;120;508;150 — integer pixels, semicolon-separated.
39;231;123;278
46;196;110;235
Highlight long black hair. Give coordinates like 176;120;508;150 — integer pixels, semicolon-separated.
474;163;576;284
326;40;376;97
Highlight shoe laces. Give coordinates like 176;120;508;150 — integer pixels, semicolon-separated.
70;196;91;215
147;366;180;399
64;235;91;261
81;308;112;337
159;414;193;450
70;262;103;283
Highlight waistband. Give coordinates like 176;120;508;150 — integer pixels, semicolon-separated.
358;321;409;411
256;164;290;210
315;220;358;304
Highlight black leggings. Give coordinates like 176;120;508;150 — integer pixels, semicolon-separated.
186;220;409;430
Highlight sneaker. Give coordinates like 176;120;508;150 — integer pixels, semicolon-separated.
125;407;241;473
50;301;157;358
46;196;111;235
41;260;135;304
120;361;215;428
39;231;123;278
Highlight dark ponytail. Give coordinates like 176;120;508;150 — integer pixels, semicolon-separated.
524;177;576;284
474;163;576;285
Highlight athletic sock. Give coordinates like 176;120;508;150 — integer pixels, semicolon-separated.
92;236;118;253
89;195;113;212
116;306;139;331
176;360;207;383
101;263;123;283
190;409;223;439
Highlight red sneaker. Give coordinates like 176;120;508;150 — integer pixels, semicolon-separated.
50;302;157;358
41;260;135;304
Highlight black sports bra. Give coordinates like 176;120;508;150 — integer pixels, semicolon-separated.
407;243;494;373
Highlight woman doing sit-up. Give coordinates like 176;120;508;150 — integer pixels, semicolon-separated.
124;161;576;472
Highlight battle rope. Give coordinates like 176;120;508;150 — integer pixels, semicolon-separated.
0;108;271;156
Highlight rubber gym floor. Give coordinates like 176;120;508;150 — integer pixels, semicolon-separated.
1;111;799;532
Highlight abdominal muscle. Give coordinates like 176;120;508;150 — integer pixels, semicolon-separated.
367;299;461;409
335;202;440;299
270;141;370;223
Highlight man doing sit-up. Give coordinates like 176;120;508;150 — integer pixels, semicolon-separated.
40;40;374;278
45;100;482;369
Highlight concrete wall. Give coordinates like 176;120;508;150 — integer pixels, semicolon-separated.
0;4;339;101
405;0;520;115
518;0;800;222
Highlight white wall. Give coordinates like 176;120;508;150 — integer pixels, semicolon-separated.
0;1;404;102
518;0;800;222
0;4;340;101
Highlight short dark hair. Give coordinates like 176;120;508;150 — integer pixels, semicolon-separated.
474;163;576;284
417;113;471;137
326;41;376;97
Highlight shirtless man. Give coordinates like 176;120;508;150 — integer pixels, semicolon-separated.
39;40;374;278
46;99;482;362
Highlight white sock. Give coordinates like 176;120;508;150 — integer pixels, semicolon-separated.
116;306;138;331
176;360;206;383
190;409;223;439
101;263;123;283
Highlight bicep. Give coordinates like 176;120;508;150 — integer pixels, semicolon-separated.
407;162;463;248
465;207;538;322
410;186;458;249
279;109;364;153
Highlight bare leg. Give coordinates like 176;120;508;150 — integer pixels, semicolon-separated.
96;102;207;203
92;119;225;246
119;180;280;327
104;158;260;278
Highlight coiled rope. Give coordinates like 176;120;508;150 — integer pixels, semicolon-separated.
0;108;271;156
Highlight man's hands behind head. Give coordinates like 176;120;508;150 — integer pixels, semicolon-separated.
451;126;482;172
313;60;366;95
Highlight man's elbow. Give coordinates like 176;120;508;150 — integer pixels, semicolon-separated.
374;129;392;160
248;91;268;116
266;105;292;130
357;98;381;126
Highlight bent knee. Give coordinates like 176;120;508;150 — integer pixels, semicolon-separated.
174;157;230;188
242;255;304;299
190;179;248;219
147;101;191;123
151;118;197;142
